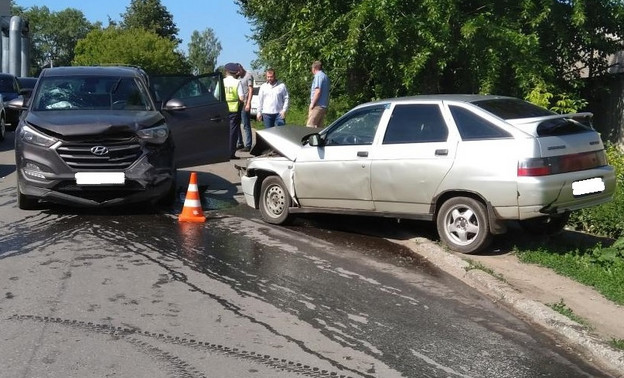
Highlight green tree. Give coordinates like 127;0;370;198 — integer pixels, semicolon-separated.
13;6;95;74
238;0;624;114
73;27;189;75
187;28;222;74
120;0;180;44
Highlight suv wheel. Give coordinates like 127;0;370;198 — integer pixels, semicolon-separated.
436;196;492;254
259;176;291;224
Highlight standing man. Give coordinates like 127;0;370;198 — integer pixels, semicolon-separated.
237;63;254;151
306;60;330;128
224;62;243;159
256;68;289;128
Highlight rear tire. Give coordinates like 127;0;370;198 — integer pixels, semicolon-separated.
436;196;492;254
259;176;291;224
519;213;570;235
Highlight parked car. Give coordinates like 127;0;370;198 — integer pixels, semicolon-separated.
17;76;38;92
250;85;260;117
9;65;230;209
0;94;6;142
237;94;616;253
0;72;23;127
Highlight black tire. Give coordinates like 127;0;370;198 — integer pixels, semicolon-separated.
519;213;570;236
17;183;39;210
0;114;5;142
436;196;492;254
157;175;178;207
259;176;291;224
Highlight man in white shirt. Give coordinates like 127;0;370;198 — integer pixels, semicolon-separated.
256;68;289;128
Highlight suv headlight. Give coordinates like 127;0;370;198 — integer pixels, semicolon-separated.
20;125;58;147
137;125;169;144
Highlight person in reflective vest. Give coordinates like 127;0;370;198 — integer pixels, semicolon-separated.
224;62;243;159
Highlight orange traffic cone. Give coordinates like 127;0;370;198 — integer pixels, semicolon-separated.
178;172;206;223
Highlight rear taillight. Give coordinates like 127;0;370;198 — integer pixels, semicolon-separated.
518;150;607;177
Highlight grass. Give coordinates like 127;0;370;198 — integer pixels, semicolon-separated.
611;339;624;350
547;299;592;328
464;259;507;283
514;243;624;306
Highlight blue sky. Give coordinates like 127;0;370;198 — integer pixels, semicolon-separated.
13;0;258;69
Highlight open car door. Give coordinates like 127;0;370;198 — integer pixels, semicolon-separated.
151;73;230;168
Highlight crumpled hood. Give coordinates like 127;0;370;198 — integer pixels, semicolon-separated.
25;110;164;136
250;125;316;161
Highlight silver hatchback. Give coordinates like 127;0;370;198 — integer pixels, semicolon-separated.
238;95;616;253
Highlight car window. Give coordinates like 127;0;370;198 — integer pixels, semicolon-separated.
0;76;15;92
472;98;554;119
383;104;448;144
32;76;151;111
151;74;222;103
450;105;513;140
324;105;385;146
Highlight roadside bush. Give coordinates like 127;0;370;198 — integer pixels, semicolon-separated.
568;144;624;239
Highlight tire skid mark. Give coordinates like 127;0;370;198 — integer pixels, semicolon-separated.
9;314;355;377
91;227;374;378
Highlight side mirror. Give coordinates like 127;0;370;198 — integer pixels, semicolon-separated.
304;133;323;147
162;98;186;111
7;97;26;111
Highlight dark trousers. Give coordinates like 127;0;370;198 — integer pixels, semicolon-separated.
228;111;241;158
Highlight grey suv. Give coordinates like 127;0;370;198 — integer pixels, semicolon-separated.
10;66;230;209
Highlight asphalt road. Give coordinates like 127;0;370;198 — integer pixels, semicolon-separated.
0;131;617;377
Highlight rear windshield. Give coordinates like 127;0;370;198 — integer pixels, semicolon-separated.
472;98;554;119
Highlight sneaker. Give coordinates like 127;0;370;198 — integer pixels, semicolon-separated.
242;147;251;152
236;145;245;150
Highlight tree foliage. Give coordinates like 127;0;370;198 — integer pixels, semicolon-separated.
238;0;624;114
13;6;95;74
120;0;180;44
73;27;189;75
187;28;222;75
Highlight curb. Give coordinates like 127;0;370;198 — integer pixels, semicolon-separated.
395;237;624;377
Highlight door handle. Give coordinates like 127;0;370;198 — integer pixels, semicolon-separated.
210;117;223;122
357;151;368;157
435;149;448;156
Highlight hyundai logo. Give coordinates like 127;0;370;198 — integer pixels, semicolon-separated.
91;146;109;156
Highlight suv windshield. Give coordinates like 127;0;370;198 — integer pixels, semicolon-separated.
32;76;151;111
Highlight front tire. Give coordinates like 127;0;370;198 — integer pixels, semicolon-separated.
259;176;291;224
436;196;492;254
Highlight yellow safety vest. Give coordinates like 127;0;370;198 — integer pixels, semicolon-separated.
224;76;240;113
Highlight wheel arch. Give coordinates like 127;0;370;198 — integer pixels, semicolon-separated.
432;190;507;235
247;168;297;210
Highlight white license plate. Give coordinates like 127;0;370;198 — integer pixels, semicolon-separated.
75;172;125;185
572;177;605;196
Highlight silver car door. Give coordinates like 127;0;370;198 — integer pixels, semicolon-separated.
293;105;388;210
371;103;457;215
152;73;230;168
